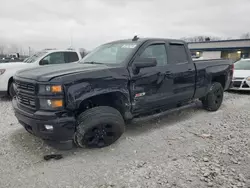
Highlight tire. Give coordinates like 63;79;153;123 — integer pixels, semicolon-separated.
202;82;224;112
74;106;125;148
8;82;16;98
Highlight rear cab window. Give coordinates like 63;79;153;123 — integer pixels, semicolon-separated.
64;52;79;63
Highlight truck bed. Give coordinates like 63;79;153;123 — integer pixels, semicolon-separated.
194;58;233;65
193;58;233;99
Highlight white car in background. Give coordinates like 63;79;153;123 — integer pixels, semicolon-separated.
231;58;250;90
0;49;82;98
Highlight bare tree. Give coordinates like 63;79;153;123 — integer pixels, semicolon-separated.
79;48;88;57
181;36;221;42
240;33;250;39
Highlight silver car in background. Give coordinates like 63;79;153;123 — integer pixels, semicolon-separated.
231;58;250;90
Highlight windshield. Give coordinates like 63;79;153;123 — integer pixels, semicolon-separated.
234;59;250;70
23;51;48;63
80;42;138;64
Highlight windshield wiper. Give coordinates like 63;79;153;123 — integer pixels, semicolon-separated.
84;61;104;64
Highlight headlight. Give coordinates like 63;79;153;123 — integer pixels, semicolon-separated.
39;85;63;94
46;85;62;93
246;77;250;81
0;69;5;75
39;99;64;110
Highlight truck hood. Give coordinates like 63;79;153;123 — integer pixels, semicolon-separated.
233;70;250;78
15;63;110;82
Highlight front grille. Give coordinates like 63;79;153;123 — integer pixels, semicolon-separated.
17;94;36;109
15;80;35;94
15;80;36;110
233;77;245;80
232;81;242;88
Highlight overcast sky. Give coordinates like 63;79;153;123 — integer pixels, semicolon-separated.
0;0;250;52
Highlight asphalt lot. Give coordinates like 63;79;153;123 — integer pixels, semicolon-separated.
0;92;250;188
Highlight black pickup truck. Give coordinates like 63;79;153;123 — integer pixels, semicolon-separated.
12;37;233;149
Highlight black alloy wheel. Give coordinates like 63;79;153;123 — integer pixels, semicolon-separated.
83;124;117;148
75;106;125;148
202;82;224;111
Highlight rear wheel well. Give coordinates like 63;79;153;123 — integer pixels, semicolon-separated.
212;75;226;89
77;92;129;120
7;77;13;95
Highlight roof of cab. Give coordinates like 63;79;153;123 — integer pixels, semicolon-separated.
106;38;186;44
41;49;79;53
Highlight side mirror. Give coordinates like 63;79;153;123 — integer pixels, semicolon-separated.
132;57;157;74
39;59;49;65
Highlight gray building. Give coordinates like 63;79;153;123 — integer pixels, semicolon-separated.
188;39;250;61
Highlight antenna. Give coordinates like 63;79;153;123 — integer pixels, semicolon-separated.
70;28;73;48
132;35;139;41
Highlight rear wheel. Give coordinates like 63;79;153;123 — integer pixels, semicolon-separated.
74;106;125;148
202;82;224;111
8;82;16;98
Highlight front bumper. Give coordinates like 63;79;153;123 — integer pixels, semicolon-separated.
229;79;250;91
12;98;76;141
230;87;250;91
0;75;8;92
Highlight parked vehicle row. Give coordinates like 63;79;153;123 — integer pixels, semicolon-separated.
11;37;233;149
0;49;82;98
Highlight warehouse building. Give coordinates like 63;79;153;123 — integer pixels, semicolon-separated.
188;39;250;61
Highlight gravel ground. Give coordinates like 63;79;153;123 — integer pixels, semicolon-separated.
0;92;250;188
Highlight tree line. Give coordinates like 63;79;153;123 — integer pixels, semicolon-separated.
182;32;250;42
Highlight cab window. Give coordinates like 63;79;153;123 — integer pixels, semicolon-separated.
168;44;188;64
139;44;167;66
64;52;79;63
42;52;65;65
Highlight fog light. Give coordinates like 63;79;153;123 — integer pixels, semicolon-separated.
47;99;63;108
44;125;53;130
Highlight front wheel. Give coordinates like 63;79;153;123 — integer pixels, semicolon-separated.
8;82;16;98
202;82;224;111
74;106;125;148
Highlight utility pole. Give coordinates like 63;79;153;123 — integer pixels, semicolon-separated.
70;30;72;48
70;28;73;49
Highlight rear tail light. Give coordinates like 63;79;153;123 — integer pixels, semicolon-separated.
230;63;234;75
231;63;234;71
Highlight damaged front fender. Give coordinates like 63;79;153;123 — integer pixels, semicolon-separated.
64;68;131;116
